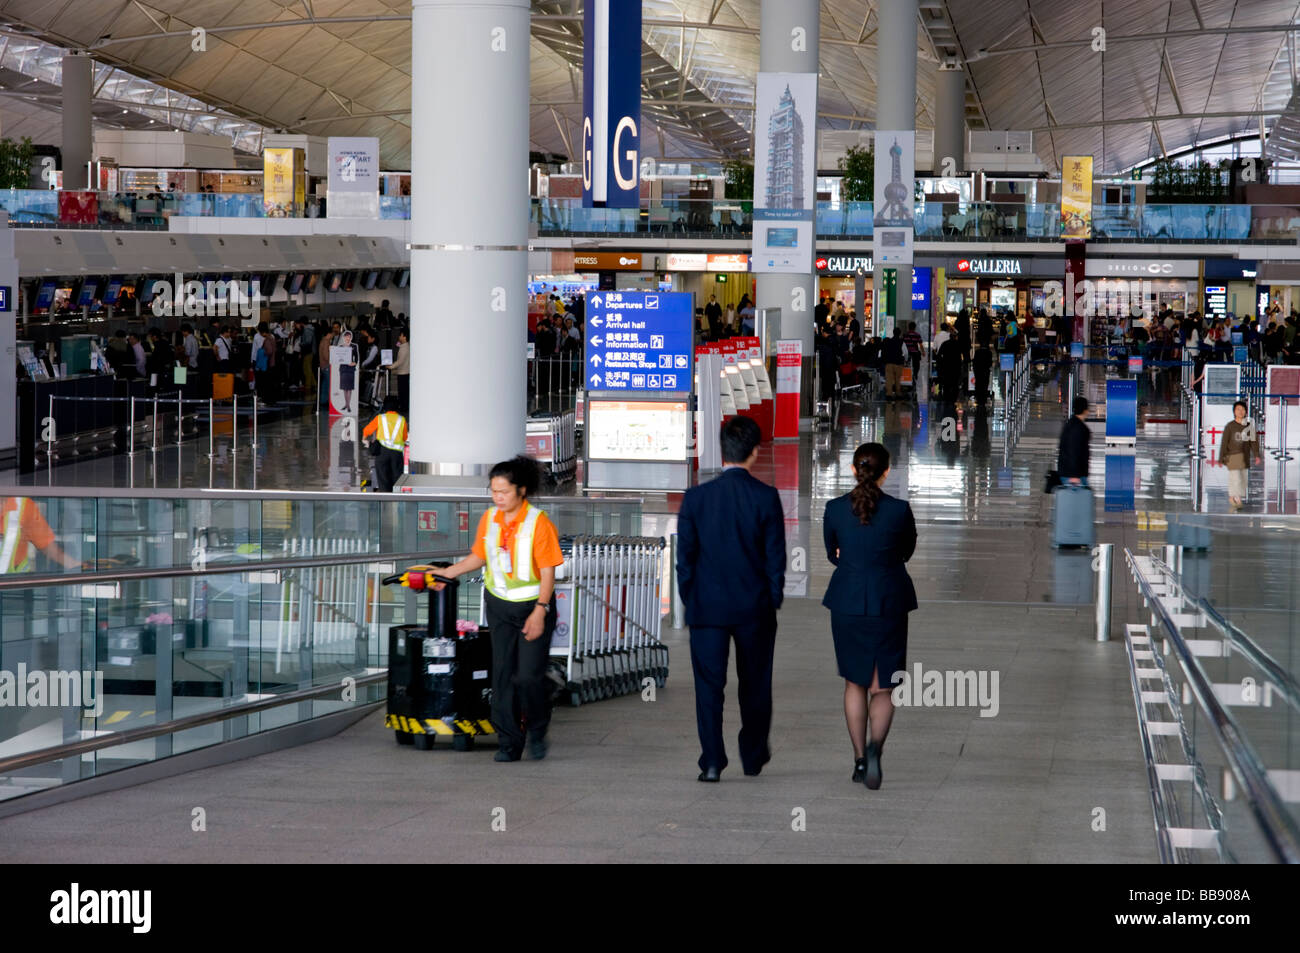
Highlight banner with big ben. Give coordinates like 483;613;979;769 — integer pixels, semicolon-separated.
1061;155;1093;240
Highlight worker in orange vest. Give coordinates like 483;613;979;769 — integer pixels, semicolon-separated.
362;396;408;492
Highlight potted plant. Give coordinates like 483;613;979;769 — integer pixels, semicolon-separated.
838;144;874;202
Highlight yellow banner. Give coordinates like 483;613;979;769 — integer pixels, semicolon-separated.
263;147;299;217
1061;155;1093;240
936;266;947;330
294;148;306;211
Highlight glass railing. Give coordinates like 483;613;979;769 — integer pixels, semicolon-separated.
4;189;1293;241
1092;203;1255;241
0;489;642;801
1125;516;1300;863
174;192;267;218
531;198;751;235
379;194;411;219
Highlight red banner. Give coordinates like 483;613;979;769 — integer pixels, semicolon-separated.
774;340;802;440
58;190;98;225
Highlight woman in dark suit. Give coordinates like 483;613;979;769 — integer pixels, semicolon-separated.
822;442;918;790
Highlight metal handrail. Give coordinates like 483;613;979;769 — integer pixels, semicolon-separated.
1148;552;1300;716
0;673;388;775
1121;619;1177;863
0;548;461;592
1126;548;1300;864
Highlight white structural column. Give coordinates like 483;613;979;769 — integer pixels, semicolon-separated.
873;0;917;337
61;55;93;190
933;65;966;176
756;0;818;360
409;0;529;473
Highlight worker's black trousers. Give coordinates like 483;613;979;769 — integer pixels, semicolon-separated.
374;447;404;492
484;592;556;753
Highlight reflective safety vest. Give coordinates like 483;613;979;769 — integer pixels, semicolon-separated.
375;412;407;451
1;497;32;574
482;503;544;601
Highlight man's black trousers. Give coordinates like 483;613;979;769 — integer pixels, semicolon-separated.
688;612;777;773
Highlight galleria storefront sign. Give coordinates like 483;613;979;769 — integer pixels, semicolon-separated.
956;258;1023;276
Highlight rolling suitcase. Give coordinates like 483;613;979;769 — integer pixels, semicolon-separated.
212;372;234;400
1051;484;1095;548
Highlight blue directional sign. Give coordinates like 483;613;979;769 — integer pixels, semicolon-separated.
584;291;694;392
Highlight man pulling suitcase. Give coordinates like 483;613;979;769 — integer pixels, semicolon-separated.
1052;396;1095;547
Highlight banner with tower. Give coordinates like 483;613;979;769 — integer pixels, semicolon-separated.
751;72;818;274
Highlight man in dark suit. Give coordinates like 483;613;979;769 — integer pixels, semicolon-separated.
1058;396;1091;486
676;416;786;782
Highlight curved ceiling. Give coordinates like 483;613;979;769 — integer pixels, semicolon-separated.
0;0;1294;173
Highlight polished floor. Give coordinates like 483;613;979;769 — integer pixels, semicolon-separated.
0;363;1296;862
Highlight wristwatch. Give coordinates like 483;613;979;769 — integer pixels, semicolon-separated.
535;601;550;610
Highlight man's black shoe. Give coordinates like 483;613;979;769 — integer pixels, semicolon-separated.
743;749;771;776
494;748;521;763
697;766;721;782
529;738;549;760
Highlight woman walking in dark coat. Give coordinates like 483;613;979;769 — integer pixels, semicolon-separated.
822;442;918;790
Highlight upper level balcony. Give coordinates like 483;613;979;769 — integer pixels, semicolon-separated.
531;199;1298;245
1;188;1297;246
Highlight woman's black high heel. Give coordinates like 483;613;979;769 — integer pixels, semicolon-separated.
864;742;883;790
852;757;866;784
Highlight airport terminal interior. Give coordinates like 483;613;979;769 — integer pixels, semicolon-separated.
0;0;1297;892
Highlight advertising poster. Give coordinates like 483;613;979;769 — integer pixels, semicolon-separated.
263;147;300;217
1061;155;1093;240
327;137;380;218
586;400;689;461
1201;364;1241;461
752;72;818;274
329;336;359;418
1265;365;1300;450
873;131;915;265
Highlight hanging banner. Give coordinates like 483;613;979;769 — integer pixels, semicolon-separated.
774;340;803;439
263;147;302;217
582;0;641;208
935;266;947;332
873;131;915;265
751;72;817;273
327;137;380;218
1061;155;1093;240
